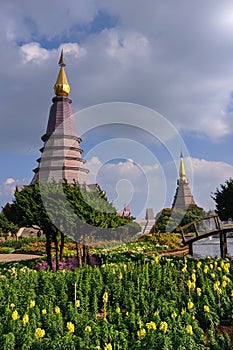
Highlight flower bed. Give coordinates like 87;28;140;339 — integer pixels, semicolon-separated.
0;257;232;348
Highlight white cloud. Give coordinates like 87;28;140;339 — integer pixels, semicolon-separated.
20;43;50;64
86;156;165;217
5;178;15;185
191;158;233;210
105;30;150;64
59;43;87;59
0;177;29;207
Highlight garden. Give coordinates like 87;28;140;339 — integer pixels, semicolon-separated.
0;235;233;349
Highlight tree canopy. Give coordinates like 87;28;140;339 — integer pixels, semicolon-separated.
4;181;140;241
212;178;233;221
152;205;207;233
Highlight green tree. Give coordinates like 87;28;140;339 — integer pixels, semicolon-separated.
212;178;233;221
153;206;206;233
0;212;18;234
4;181;139;269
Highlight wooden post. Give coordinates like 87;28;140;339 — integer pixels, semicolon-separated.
193;222;199;237
214;215;221;230
189;243;193;256
220;232;227;258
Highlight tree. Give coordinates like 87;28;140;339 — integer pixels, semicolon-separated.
0;212;18;234
5;180;139;269
212;178;233;221
153;205;206;233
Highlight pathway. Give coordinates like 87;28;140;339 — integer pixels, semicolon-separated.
0;254;42;263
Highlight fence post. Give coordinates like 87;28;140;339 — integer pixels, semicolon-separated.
188;243;193;256
220;232;227;258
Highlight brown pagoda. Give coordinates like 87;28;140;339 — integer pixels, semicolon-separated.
31;50;89;185
171;153;196;210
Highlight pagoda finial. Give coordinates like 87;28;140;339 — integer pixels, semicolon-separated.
179;151;187;181
58;49;66;67
53;49;70;97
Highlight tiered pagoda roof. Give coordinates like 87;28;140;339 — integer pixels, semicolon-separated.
171;153;196;210
31;50;89;185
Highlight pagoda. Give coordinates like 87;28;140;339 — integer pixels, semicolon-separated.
171;153;196;210
31;50;89;185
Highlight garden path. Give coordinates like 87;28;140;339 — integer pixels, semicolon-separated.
0;254;42;262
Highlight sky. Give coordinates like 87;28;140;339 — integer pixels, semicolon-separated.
1;0;233;218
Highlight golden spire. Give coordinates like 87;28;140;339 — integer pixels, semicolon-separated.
179;151;187;181
53;49;70;97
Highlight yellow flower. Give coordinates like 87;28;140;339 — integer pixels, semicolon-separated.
67;321;75;333
55;306;60;314
153;256;160;264
75;300;80;308
41;309;47;315
223;263;230;273
171;311;177;319
146;321;156;330
103;291;108;303
30;300;35;308
138;319;143;328
10;303;15;309
203;265;208;274
211;273;215;279
223;275;230;283
196;288;201;296
159;321;168;333
104;344;113;350
116;307;121;313
187;300;194;310
118;272;123;280
137;328;146;339
85;326;92;332
35;328;45;339
186;324;193;335
210;264;213;269
187;280;192;289
182;265;187;273
222;281;227;288
12;310;19;321
196;261;202;269
231;290;233;297
214;281;222;295
204;305;210;313
191;273;196;282
154;310;160;316
22;314;29;325
181;308;186;315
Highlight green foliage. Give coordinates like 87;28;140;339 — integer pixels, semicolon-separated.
0;212;18;234
153;206;207;233
4;181;137;240
138;233;182;249
0;257;232;348
212;178;233;221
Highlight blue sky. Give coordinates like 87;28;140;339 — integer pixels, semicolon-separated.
1;0;233;218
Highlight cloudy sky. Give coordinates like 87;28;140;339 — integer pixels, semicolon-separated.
1;0;233;218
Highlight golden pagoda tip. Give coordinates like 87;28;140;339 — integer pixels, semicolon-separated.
54;49;70;97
